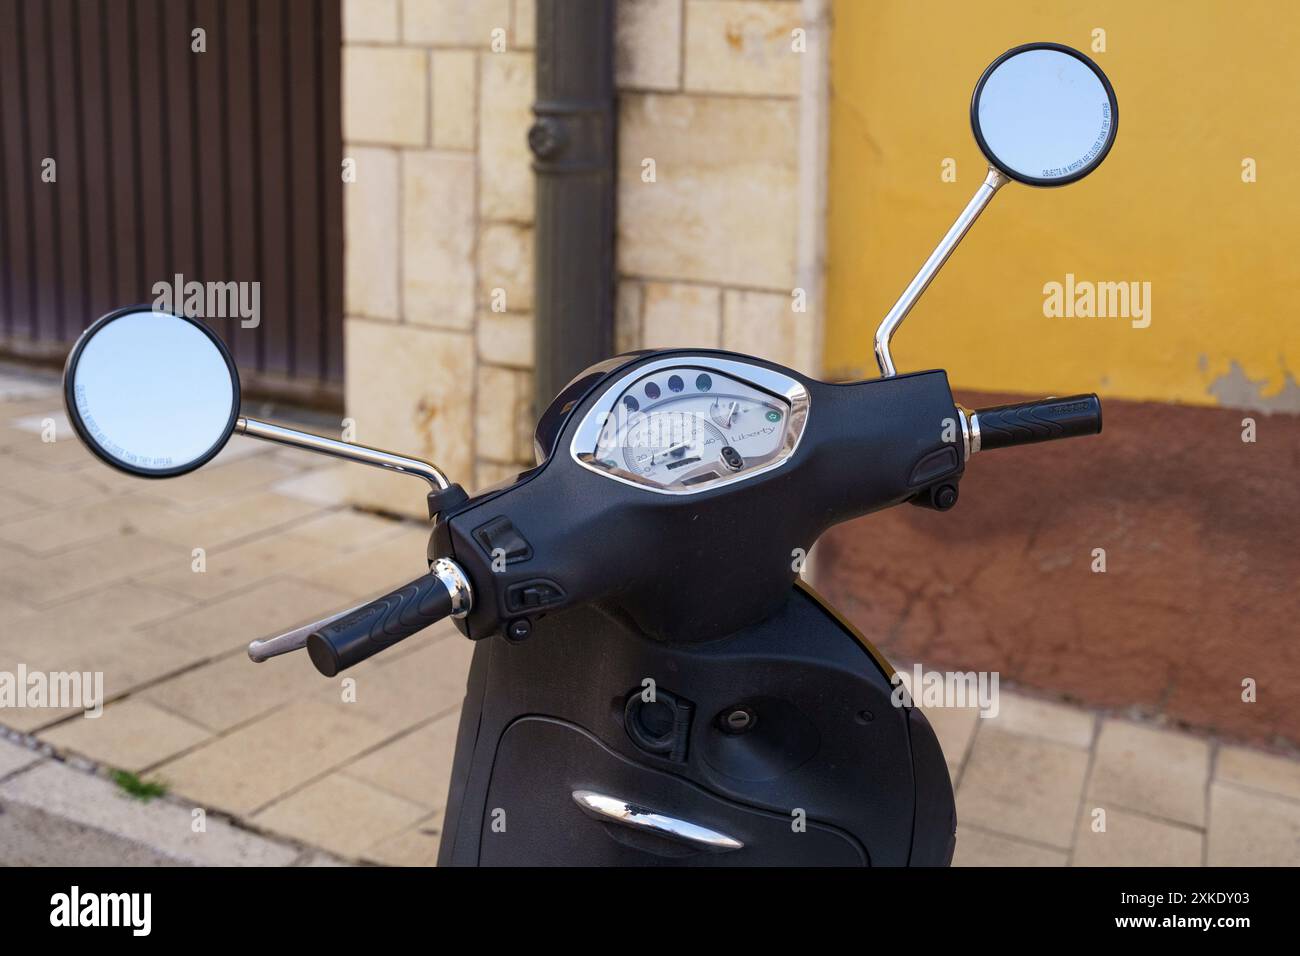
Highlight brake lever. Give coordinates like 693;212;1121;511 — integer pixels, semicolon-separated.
247;602;369;663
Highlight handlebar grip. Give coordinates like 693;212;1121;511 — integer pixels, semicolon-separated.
974;394;1102;451
307;572;454;677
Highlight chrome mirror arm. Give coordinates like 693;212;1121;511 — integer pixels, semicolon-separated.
873;166;1010;377
235;417;450;490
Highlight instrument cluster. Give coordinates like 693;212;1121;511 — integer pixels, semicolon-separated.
571;359;810;494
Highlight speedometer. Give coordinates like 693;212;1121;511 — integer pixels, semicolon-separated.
574;358;810;494
621;410;726;485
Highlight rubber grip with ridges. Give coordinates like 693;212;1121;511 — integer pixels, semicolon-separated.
975;394;1102;451
307;573;453;676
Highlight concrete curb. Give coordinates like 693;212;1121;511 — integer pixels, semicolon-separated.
0;735;348;866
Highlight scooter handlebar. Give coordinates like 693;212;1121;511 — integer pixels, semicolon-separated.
306;560;471;676
973;393;1102;452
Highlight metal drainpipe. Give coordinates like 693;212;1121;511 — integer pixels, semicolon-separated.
528;0;617;417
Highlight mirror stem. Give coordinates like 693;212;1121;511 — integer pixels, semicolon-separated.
873;166;1010;377
235;417;451;490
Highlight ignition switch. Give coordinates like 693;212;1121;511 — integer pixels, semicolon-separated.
716;704;758;735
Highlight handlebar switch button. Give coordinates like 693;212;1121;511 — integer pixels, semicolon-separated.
506;579;565;612
472;516;533;565
908;446;960;487
911;481;959;512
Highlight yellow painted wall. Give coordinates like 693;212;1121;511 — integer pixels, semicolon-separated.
826;0;1300;409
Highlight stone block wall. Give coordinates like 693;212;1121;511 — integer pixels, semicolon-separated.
341;0;826;517
342;0;536;516
614;0;823;374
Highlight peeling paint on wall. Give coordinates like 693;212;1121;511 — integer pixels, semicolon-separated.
1206;360;1300;414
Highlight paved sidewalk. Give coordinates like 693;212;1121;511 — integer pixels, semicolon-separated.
0;365;1296;866
929;694;1300;865
0;733;342;865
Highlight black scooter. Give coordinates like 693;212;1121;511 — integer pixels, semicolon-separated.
61;43;1116;866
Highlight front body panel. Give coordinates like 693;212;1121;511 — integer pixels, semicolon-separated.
437;583;956;866
431;349;961;866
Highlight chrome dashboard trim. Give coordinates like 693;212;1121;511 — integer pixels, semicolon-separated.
568;356;811;496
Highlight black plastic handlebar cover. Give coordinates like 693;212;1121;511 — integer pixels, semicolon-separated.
975;394;1102;451
307;573;453;677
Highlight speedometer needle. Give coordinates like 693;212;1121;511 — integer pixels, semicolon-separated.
724;401;739;428
652;440;692;464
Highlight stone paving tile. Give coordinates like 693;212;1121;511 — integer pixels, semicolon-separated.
1070;805;1202;867
363;812;444;866
982;691;1096;750
3;428;96;470
253;773;429;859
5;438;94;472
1206;782;1300;866
1216;744;1300;801
297;852;351;867
0;581;192;652
957;727;1090;849
917;704;979;779
342;709;461;809
0;632;205;733
296;526;439;601
70;630;207;697
0;532;178;606
281;507;412;551
144;649;326;734
138;577;347;658
42;697;212;772
953;825;1068;866
132;489;325;550
0;492;178;555
310;628;473;734
153;697;397;817
0;595;36;625
143;456;301;511
0;454;124;506
0;488;42;523
1088;719;1210;827
0;540;28;573
272;464;354;507
137;532;335;603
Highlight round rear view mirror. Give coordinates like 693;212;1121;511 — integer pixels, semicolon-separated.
971;42;1118;187
63;307;241;478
